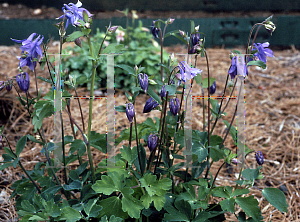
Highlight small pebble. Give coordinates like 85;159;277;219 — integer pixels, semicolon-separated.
33;8;42;16
2;3;8;8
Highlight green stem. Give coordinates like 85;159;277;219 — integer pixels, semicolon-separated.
205;162;226;202
133;114;143;176
3;135;41;193
86;36;96;182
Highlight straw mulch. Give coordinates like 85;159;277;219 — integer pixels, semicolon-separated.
0;42;299;221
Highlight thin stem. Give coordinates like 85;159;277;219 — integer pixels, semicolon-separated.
205;162;226;202
3;135;42;193
133;114;143;176
33;66;39;98
74;87;85;133
204;50;211;179
86;36;97;182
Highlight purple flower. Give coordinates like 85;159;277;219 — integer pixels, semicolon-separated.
169;98;180;116
143;97;159;113
160;85;166;100
178;61;202;85
139;73;149;93
209;81;216;95
151;21;159;38
252;42;273;63
191;33;200;46
11;33;44;71
16;72;30;93
57;0;92;29
6;80;12;92
228;56;248;80
255;151;264;165
126;103;135;123
147;134;158;152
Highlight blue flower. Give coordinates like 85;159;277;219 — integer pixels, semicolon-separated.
160;85;166;100
147;134;158;152
228;56;248;80
178;61;202;85
255;151;264;165
57;0;92;29
191;33;200;46
143;97;159;113
169;98;180;116
252;42;273;63
16;72;30;93
209;81;216;95
11;33;44;71
139;73;149;93
125;103;135;123
151;21;159;38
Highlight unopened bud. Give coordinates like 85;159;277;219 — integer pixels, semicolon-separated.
108;26;118;33
167;18;175;24
148;79;157;85
179;30;186;38
85;22;90;29
74;38;82;48
195;25;200;32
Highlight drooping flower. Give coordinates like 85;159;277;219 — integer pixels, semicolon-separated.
191;33;200;46
125;103;135;123
151;21;159;38
6;80;12;92
11;33;44;71
178;61;202;85
209;81;216;95
143;97;159;113
252;42;273;63
228;56;248;80
16;72;30;93
147;134;158;152
57;0;92;29
169;98;180;116
160;85;166;100
255;151;264;165
139;73;149;93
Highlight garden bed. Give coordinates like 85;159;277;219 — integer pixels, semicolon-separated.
0;42;299;221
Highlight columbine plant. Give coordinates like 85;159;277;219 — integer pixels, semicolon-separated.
0;4;288;221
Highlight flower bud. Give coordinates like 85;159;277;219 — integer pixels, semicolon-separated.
74;38;82;48
264;21;276;35
151;21;159;38
195;25;200;32
108;26;118;33
85;22;90;29
143;97;159;113
255;151;264;165
191;33;200;46
167;18;175;24
6;80;12;92
160;85;166;100
138;73;149;93
179;30;186;38
209;81;216;95
16;72;30;93
169;98;180;116
147;134;158;152
131;10;138;19
126;103;135;123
